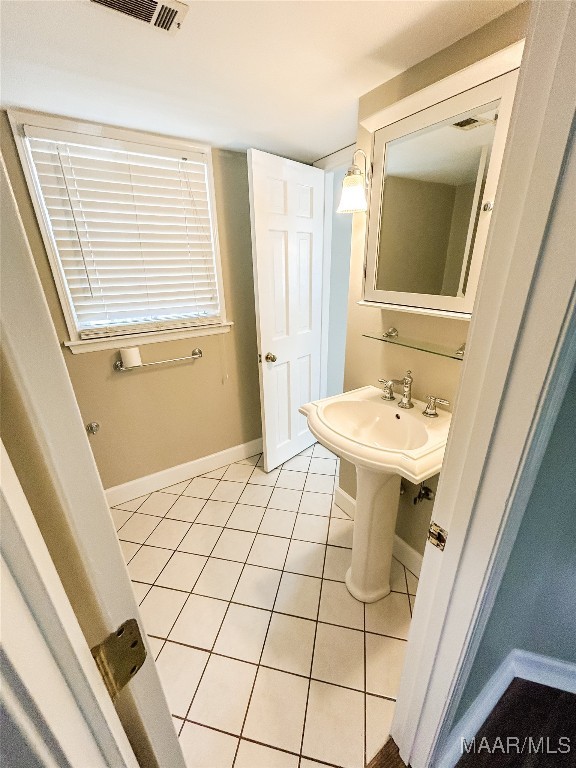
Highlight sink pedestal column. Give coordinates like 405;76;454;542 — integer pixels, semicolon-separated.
345;467;401;603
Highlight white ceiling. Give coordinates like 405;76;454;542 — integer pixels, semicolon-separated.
1;0;521;163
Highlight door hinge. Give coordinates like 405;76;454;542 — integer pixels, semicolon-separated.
91;619;147;701
428;521;448;551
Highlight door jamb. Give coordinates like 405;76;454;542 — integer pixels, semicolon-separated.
391;2;576;765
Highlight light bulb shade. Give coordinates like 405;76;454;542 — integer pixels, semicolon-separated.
337;168;367;213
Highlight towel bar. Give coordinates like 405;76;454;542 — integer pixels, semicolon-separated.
113;348;203;372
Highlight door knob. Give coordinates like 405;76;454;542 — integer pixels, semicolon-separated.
265;353;277;363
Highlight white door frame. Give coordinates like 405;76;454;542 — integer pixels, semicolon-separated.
1;155;186;768
1;444;139;768
393;2;576;765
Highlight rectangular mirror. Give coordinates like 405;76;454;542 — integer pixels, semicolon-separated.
363;72;518;316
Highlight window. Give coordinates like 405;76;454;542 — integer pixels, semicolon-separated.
11;112;229;350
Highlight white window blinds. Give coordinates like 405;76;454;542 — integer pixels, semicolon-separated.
25;126;222;339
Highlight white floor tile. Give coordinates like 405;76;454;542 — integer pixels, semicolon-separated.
182;477;219;499
282;455;311;472
312;623;364;691
268;487;302;512
127;545;172;584
238;483;273;508
276;469;307;490
322;546;351;582
159;480;190;495
298;491;333;516
300;760;327;768
274;573;321;620
248;467;280;486
155;551;206;591
145;518;190;549
225;504;265;533
302;681;364;768
111;507;132;530
192;558;243;600
211;529;255;562
258;509;296;538
210;480;245;503
195;500;235;526
303;474;335;495
178;524;222;556
284;540;325;578
137;492;178;517
406;569;419;595
409;594;415;613
169;594;228;650
318;580;364;630
365;591;412;639
390;557;407;593
119;540;139;562
187;654;256;735
213;603;271;663
131;581;151;603
155;640;208;716
222;463;255;483
112;494;149;513
308;457;337;475
179;722;238;768
366;695;395;763
292;515;329;545
165;495;206;523
366;633;407;699
243;667;308;753
261;613;316;676
235;740;298;768
235;453;262;466
201;466;227;480
247;534;289;570
312;443;336;459
222;464;254;483
146;635;164;659
299;445;315;456
327;517;354;548
232;565;281;610
117;513;161;544
139;586;188;638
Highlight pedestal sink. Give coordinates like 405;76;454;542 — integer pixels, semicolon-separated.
300;386;451;602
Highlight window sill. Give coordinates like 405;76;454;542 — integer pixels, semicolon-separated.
63;322;233;355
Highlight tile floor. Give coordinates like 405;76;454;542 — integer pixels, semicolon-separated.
111;444;419;768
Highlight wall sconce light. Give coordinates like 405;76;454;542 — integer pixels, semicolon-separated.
337;149;370;213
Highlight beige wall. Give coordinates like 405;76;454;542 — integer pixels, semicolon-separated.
1;114;262;489
341;4;528;556
377;176;455;295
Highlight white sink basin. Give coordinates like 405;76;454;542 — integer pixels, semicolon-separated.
300;386;451;602
301;385;451;484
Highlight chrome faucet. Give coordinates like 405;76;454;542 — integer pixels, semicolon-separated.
378;370;414;409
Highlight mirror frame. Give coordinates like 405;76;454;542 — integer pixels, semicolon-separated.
363;70;519;317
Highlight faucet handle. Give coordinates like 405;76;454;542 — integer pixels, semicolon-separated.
378;378;396;401
422;394;450;418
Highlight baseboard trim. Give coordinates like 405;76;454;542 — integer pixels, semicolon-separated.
334;486;356;520
333;486;424;577
393;534;423;579
440;649;576;767
105;438;263;507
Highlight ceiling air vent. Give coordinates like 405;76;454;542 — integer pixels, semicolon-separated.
90;0;188;33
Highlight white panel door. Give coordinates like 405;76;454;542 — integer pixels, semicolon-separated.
248;149;325;471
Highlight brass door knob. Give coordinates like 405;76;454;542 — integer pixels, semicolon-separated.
265;353;277;363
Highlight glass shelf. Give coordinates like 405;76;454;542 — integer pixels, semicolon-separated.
363;331;465;361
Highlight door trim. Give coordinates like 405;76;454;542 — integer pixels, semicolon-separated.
1;155;186;768
1;443;139;768
392;2;576;765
